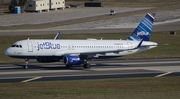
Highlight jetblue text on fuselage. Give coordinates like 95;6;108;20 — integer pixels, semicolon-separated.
37;42;60;51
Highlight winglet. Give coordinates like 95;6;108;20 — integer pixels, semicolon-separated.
54;32;60;40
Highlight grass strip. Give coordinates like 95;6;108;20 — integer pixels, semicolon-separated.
0;76;180;99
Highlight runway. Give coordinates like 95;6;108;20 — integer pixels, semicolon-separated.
0;58;179;83
0;5;180;83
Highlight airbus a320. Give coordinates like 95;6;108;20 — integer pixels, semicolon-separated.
5;13;157;69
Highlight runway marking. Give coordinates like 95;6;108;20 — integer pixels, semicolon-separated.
155;72;172;77
21;76;42;83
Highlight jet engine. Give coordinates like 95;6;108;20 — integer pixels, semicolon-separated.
63;55;86;65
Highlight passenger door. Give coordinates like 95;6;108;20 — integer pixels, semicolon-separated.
27;42;33;52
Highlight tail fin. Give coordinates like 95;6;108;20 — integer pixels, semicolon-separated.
127;13;155;41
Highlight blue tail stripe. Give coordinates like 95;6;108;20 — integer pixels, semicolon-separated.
145;16;153;23
143;19;152;29
131;33;141;41
127;12;155;41
138;25;148;34
137;18;153;33
146;14;154;23
142;20;150;29
142;22;151;31
140;23;150;33
140;22;150;32
130;36;140;41
144;17;153;27
144;19;153;29
129;32;140;41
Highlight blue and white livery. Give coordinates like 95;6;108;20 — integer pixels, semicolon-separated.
5;13;158;69
127;13;155;41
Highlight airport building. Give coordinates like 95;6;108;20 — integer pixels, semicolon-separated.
25;0;65;12
50;0;65;10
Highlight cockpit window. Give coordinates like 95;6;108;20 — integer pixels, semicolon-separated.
11;45;16;47
11;44;22;48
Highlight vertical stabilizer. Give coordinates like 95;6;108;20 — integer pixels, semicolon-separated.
127;13;155;41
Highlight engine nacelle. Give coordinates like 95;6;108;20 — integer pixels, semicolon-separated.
36;57;60;63
63;55;85;65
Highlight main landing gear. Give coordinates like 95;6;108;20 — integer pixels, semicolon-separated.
83;62;91;69
24;58;29;69
65;62;91;69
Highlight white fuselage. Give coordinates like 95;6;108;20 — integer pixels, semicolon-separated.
5;39;157;59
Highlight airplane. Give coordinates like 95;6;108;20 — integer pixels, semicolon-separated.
5;12;158;69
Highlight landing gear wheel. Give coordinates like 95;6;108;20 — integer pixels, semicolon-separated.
24;58;29;69
23;65;28;69
83;63;91;69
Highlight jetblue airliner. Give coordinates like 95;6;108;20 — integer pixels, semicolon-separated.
5;13;157;69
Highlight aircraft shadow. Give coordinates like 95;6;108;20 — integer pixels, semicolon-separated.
0;62;132;71
12;64;86;70
93;63;130;67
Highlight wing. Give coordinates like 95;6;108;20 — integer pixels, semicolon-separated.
53;40;143;58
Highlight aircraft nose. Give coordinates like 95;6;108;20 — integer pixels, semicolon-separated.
5;48;13;56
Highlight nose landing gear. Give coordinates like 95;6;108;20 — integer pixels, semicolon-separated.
24;58;29;69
